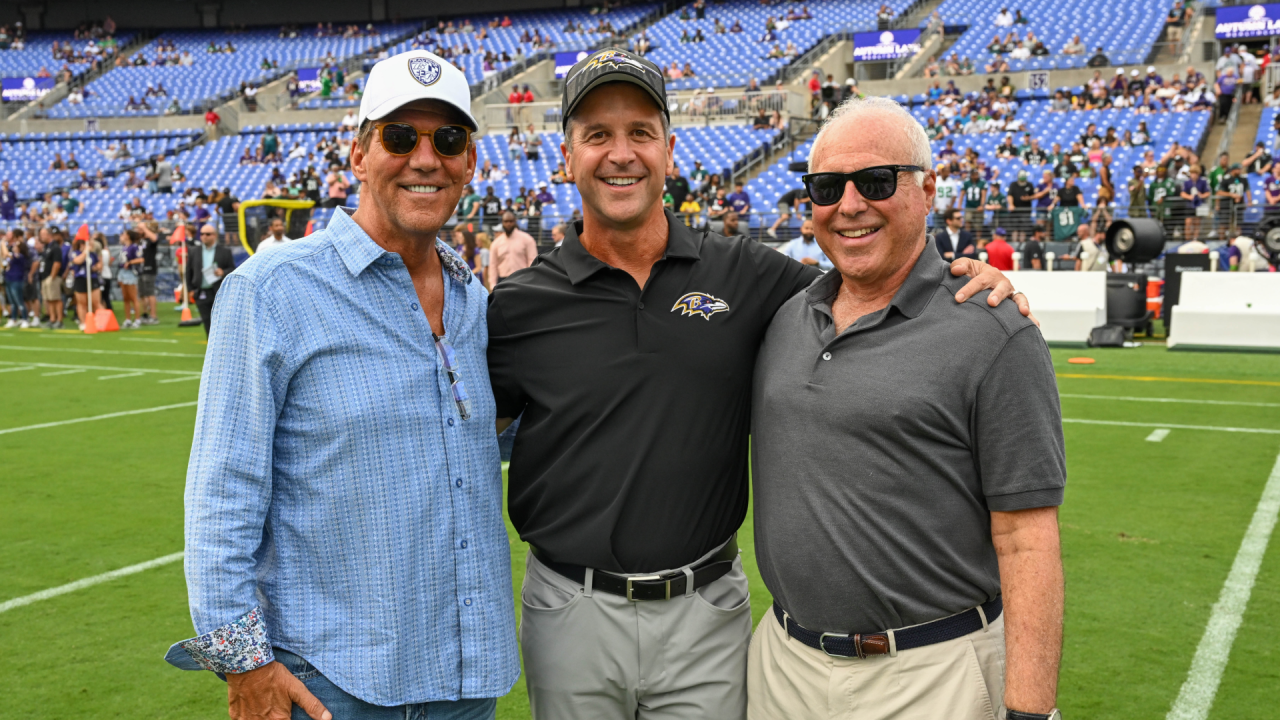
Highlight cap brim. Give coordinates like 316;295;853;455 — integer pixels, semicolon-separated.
563;73;666;129
363;93;478;130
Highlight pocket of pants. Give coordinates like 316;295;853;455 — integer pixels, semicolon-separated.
693;558;751;615
272;648;321;681
521;563;582;613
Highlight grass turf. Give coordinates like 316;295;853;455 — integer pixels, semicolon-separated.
1;308;1278;719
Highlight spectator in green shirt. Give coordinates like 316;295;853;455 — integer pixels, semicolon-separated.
1148;164;1179;224
961;169;987;231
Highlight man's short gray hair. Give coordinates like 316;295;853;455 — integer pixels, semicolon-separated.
808;96;933;182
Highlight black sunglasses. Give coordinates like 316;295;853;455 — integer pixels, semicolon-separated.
377;122;472;158
802;165;926;206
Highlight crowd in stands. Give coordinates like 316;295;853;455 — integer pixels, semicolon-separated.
924;1;1184;76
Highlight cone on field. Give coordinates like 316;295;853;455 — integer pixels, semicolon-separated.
180;305;194;323
174;287;183;303
82;312;98;334
95;309;119;332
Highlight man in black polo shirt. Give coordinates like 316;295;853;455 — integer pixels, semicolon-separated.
487;48;1029;720
134;222;161;324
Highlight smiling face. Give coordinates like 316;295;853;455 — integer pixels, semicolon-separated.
810;111;934;287
349;101;476;240
561;82;674;233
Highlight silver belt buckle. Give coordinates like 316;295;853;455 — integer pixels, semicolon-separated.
818;632;851;658
625;574;664;602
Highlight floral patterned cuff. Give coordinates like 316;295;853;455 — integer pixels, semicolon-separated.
177;606;274;674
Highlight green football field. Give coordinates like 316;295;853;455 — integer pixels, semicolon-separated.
2;306;1278;720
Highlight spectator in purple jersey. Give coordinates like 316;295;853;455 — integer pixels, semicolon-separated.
727;181;751;215
118;229;144;328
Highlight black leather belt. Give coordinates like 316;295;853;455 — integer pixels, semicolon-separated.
774;596;1003;659
531;537;738;602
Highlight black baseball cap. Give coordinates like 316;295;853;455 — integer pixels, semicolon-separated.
562;47;668;132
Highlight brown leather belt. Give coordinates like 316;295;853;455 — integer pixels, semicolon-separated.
530;537;738;602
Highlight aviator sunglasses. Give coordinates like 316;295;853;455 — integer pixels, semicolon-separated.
802;165;926;206
377;122;472;158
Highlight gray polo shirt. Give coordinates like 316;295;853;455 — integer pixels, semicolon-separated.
751;238;1065;633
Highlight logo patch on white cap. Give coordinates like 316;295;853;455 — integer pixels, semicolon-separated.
408;57;442;87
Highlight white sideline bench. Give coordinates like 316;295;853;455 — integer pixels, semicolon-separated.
1168;273;1280;352
1003;271;1106;345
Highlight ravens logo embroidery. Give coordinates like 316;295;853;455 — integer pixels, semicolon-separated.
671;292;730;320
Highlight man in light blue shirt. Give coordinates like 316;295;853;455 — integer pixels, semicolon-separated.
165;50;518;720
781;218;832;270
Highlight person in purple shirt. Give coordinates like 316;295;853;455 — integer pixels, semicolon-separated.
0;180;16;221
1181;165;1211;241
4;233;31;326
727;181;751;215
534;181;555;205
1033;168;1057;214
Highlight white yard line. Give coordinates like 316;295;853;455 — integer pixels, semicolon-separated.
1146;429;1172;442
158;375;201;384
0;401;198;436
1060;393;1280;409
1062;418;1280;435
120;338;180;344
0;365;35;373
0;344;204;359
98;372;146;381
1166;450;1280;720
0;360;199;376
0;552;185;614
40;369;85;377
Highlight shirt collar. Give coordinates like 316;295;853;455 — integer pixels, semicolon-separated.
805;236;946;321
559;209;701;286
331;207;471;285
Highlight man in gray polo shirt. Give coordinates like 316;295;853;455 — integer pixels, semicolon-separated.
749;97;1066;720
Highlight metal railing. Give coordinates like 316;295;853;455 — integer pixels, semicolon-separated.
482;90;810;132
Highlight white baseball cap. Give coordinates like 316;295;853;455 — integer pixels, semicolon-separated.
359;50;477;129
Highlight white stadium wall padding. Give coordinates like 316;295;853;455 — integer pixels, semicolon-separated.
1002;271;1107;345
1168;273;1280;352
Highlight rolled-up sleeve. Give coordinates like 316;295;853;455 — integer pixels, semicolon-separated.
972;325;1067;512
167;273;291;674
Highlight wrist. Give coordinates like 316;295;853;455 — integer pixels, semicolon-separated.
1006;709;1061;720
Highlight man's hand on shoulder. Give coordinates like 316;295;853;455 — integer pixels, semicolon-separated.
948;257;1039;327
227;661;331;720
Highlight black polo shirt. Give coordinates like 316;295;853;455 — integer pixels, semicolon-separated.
487;209;819;573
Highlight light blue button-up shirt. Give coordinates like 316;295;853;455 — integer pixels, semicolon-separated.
781;236;833;270
165;208;519;705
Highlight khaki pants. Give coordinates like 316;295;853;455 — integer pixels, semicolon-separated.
520;550;753;720
748;608;1006;720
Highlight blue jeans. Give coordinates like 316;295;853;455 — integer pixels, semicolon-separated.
273;649;498;720
6;281;27;320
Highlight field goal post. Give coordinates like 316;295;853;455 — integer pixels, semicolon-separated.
237;198;317;255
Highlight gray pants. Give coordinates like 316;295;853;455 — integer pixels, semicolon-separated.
520;549;753;720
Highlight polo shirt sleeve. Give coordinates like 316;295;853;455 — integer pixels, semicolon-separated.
487;290;526;420
972;324;1066;512
747;239;823;312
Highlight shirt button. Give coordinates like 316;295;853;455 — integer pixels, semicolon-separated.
822;352;832;361
461;540;468;548
463;598;472;606
638;302;645;310
456;478;463;487
447;418;455;426
411;303;419;311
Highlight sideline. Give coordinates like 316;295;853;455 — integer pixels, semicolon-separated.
0;360;200;376
1166;449;1280;720
1059;393;1280;409
1062;418;1280;435
0;401;199;436
0;552;185;614
1057;373;1280;388
0;344;204;359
